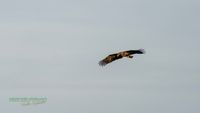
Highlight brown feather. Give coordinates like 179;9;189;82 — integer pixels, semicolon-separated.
99;54;122;66
99;49;145;66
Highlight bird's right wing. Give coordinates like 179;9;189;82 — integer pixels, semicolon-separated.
127;49;145;54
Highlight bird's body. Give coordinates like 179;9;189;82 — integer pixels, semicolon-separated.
99;49;145;66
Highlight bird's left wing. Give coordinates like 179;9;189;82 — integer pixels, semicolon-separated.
99;54;121;66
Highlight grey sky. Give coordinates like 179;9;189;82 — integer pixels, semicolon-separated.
0;0;200;113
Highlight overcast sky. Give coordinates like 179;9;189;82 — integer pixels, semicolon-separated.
0;0;200;113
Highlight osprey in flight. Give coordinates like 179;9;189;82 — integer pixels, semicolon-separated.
99;49;145;66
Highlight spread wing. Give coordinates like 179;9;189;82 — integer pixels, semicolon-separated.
99;49;145;66
99;53;122;66
126;49;145;54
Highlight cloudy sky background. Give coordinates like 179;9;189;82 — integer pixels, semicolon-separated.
0;0;200;113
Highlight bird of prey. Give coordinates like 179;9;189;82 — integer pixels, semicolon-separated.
99;49;145;66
